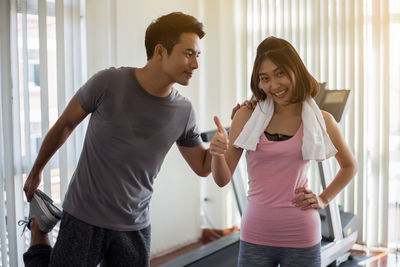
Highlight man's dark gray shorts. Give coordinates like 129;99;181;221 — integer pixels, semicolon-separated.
23;212;151;267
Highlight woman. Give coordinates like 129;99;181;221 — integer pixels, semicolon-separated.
210;36;357;267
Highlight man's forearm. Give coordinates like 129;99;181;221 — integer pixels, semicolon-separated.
31;121;75;173
201;148;212;174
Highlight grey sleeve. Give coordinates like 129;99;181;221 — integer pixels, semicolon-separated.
176;104;203;147
76;69;113;113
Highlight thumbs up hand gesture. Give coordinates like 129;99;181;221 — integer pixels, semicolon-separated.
210;116;229;157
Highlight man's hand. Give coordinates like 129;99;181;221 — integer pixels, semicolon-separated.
210;116;229;157
230;100;258;120
24;168;42;201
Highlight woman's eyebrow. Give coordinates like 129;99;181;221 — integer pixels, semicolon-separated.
259;67;280;76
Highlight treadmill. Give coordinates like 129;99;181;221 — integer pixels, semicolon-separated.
161;88;357;267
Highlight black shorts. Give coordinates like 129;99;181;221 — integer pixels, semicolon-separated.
23;212;151;267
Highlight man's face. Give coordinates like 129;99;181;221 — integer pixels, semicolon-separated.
161;32;201;86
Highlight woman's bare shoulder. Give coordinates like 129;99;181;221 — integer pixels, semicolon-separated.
321;110;336;126
233;106;253;123
229;106;254;140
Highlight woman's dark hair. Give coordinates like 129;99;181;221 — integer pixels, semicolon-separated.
250;36;319;102
145;12;205;60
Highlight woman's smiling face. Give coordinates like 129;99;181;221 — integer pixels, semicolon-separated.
258;58;295;106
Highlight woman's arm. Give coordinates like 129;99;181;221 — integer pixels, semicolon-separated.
293;111;357;209
210;106;252;187
318;111;358;204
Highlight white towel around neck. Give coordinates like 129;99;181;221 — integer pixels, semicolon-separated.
233;97;338;161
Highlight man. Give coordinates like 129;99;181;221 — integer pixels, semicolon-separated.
21;12;212;266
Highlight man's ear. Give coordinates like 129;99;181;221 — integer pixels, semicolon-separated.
154;44;166;59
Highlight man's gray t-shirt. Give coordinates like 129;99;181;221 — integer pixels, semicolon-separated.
62;67;202;231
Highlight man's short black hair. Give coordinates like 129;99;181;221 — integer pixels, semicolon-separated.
145;12;205;60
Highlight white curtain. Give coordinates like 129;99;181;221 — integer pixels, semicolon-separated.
0;0;86;265
245;0;400;248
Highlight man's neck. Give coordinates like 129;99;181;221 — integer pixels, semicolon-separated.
135;65;173;98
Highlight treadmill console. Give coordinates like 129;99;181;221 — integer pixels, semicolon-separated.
314;88;352;124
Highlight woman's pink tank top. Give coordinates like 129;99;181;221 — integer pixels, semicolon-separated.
241;123;321;248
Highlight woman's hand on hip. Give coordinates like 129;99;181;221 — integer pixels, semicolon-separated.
292;187;328;210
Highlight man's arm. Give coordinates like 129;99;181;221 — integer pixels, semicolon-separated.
24;96;89;201
178;145;211;177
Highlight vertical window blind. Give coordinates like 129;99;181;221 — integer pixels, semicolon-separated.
0;0;86;265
